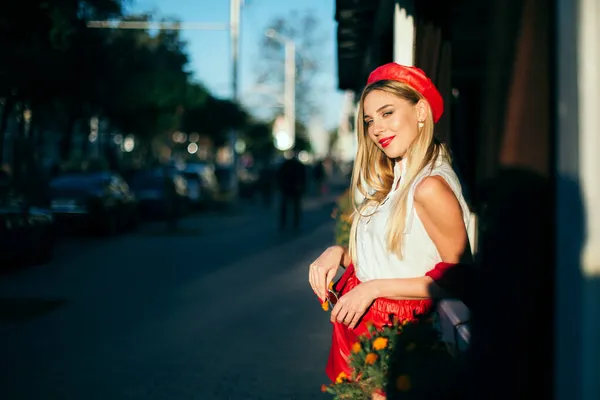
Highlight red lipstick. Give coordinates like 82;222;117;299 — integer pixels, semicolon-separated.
378;136;395;148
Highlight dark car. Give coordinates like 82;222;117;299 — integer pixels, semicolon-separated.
49;171;139;235
181;163;220;208
0;193;55;267
128;168;189;219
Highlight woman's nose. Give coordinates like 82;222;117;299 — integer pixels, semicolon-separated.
373;120;384;135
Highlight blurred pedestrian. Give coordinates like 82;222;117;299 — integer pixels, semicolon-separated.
313;160;327;197
277;151;307;231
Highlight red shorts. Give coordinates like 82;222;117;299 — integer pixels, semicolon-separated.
325;264;433;382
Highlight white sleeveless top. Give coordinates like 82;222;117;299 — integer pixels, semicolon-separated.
355;156;471;282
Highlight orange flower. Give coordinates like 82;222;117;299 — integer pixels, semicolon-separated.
405;342;417;352
372;337;389;351
321;301;329;311
365;352;378;365
328;281;334;290
335;371;348;384
352;342;362;353
396;375;412;391
320;384;329;392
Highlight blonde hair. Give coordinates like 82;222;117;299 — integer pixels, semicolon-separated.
348;80;450;261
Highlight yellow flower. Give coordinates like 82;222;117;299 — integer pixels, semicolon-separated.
372;337;389;351
352;342;362;354
321;301;329;311
405;342;417;352
396;375;412;392
331;208;339;219
365;352;378;365
335;371;348;384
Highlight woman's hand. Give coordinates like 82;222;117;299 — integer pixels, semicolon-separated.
331;281;379;329
309;246;344;300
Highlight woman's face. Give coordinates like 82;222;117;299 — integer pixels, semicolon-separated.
363;89;423;159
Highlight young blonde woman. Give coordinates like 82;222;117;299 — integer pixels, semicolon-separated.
308;63;471;397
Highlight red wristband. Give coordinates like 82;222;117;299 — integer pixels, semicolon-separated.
425;261;458;281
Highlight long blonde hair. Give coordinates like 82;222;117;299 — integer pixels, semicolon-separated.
348;80;450;261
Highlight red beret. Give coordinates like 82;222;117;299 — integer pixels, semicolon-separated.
366;63;444;123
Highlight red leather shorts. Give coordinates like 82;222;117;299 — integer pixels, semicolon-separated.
325;264;433;382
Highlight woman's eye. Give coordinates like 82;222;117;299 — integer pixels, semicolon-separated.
383;111;393;117
365;120;373;126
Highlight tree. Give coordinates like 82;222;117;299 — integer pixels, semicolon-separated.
99;15;192;147
0;1;257;175
0;0;123;164
181;93;248;147
252;10;328;126
243;120;274;161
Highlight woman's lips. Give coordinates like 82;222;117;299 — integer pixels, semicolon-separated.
378;136;395;148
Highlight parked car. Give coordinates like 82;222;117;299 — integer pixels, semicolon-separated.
237;166;260;200
0;192;55;267
49;171;139;235
128;168;189;219
180;170;203;209
214;165;259;201
181;162;220;208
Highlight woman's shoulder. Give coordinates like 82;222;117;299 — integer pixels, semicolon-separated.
414;175;456;206
410;157;465;208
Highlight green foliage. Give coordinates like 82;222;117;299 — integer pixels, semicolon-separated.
322;312;454;399
181;94;248;147
0;1;253;162
332;188;353;248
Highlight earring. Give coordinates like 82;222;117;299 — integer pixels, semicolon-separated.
418;121;424;129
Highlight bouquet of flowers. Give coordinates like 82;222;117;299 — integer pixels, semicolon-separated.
321;312;454;399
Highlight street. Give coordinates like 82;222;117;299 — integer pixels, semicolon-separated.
0;195;341;399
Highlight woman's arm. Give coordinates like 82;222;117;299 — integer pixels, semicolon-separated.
365;175;469;300
322;244;352;269
339;245;352;268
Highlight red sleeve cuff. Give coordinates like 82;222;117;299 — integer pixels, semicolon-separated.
425;261;458;281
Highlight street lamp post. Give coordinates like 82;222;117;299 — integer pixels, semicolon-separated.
229;0;242;201
265;29;296;151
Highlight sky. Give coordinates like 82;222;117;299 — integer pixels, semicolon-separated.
124;0;345;130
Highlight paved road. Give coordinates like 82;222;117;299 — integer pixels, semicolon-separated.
0;194;343;399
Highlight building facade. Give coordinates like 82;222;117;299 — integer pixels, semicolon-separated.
334;0;599;398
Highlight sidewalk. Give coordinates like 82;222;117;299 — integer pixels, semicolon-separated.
0;189;337;400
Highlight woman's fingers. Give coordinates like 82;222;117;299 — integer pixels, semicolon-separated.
343;308;356;325
348;313;361;329
330;301;340;322
309;263;326;299
332;304;349;324
318;266;329;300
309;264;317;294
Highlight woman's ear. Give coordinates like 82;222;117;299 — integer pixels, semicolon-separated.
416;100;428;122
